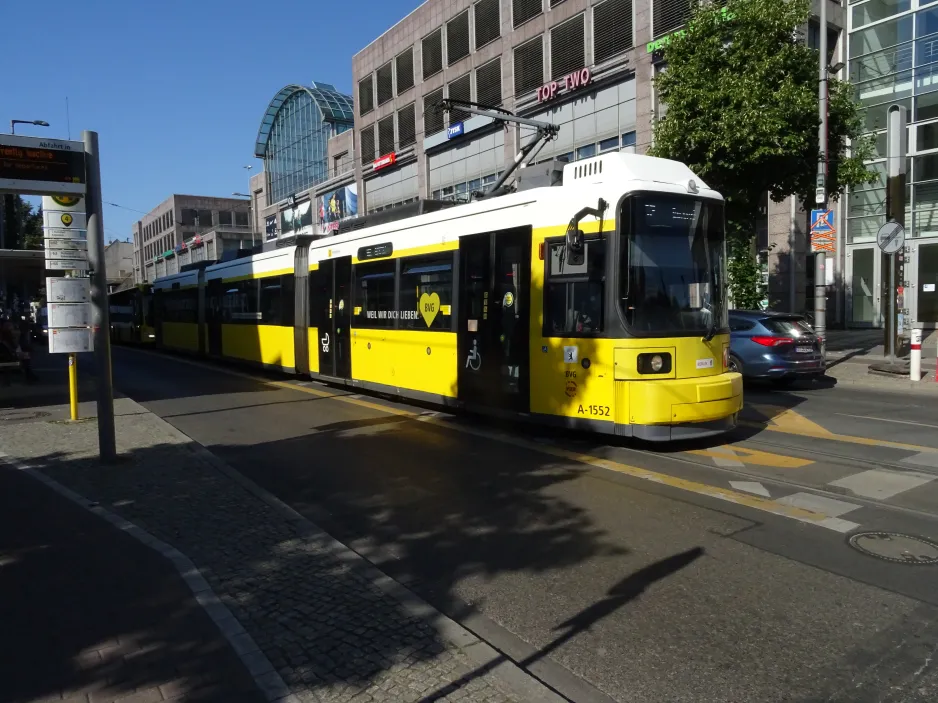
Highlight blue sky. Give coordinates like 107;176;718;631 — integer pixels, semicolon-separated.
1;0;420;242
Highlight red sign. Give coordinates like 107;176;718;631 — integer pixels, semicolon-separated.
536;68;592;103
373;152;397;171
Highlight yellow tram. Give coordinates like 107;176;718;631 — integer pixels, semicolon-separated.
150;152;742;440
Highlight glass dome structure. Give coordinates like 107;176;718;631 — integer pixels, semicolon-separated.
255;82;354;205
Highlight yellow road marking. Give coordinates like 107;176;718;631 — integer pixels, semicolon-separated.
751;404;834;437
744;403;938;453
122;347;848;529
688;446;814;469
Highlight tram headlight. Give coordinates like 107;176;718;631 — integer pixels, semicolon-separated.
637;352;672;375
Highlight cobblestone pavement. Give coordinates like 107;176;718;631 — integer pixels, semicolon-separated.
0;448;265;703
0;404;529;703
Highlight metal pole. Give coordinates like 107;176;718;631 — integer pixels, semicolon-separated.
815;0;828;354
82;130;116;461
789;196;796;312
911;326;922;380
68;353;79;420
885;105;908;362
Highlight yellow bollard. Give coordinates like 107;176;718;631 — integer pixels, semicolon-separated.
68;353;79;421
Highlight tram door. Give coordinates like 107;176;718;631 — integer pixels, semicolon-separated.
458;228;531;412
206;279;223;357
313;256;353;379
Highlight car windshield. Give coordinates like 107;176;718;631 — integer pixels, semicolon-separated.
619;194;726;335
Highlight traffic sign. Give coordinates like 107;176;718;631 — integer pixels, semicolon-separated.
810;208;836;253
877;220;905;254
810;209;835;234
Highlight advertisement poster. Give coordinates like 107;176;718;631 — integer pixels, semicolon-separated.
265;215;278;241
279;201;313;238
318;184;358;234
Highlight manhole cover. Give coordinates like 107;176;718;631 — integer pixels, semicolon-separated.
848;532;938;565
0;410;50;422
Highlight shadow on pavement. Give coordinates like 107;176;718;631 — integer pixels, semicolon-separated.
418;547;705;702
0;460;263;703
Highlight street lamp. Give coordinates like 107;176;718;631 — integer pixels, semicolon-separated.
10;119;49;134
232;192;256;247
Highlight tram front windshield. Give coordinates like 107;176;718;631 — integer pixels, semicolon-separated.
620;194;726;335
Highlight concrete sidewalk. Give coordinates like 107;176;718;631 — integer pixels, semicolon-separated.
0;448;265;702
0;396;548;703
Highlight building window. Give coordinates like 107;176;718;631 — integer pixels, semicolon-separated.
448;74;472;125
396;47;415;94
398;104;417;148
359;75;374;116
475;0;500;49
851;1;911;31
376;62;394;105
476;58;502;107
513;0;542;29
354;260;397;328
378;115;395;157
217;211;232;226
594;0;633;64
197;210;213;228
424;87;445;136
514;36;544;96
447;11;471;66
551;14;585;81
550;0;566;7
544;237;606;336
653;0;692;39
423;28;444;80
400;254;454;331
333;151;349;176
360;124;376;165
235;211;249;227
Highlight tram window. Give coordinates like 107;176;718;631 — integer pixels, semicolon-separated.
223;280;260;322
400;254;454;331
260;275;295;326
162;289;198;323
354;260;397;328
544;238;605;336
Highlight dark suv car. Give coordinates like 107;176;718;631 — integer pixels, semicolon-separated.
728;310;825;383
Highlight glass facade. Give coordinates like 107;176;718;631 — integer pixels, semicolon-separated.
848;0;938;244
255;82;354;205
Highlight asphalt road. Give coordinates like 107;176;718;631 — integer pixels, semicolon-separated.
109;346;938;703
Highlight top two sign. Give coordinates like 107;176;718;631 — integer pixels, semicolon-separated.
0;134;86;196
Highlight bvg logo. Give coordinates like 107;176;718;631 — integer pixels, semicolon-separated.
419;292;440;327
60;213;74;227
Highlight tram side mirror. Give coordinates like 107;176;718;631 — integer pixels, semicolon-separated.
565;226;585;266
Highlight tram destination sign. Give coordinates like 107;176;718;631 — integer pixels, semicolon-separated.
358;242;393;261
0;135;86;196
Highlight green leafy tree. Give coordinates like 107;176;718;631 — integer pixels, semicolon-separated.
2;195;43;250
649;0;876;308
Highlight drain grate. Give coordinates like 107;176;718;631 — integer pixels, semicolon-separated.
848;532;938;565
0;410;51;422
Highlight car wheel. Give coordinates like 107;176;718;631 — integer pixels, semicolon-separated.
728;354;743;375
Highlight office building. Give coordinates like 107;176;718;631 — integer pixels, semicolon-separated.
846;0;938;329
253;82;358;243
132;195;253;284
351;0;848;320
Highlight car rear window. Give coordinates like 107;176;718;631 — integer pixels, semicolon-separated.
761;317;812;335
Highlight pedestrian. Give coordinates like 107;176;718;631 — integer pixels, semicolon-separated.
17;315;37;383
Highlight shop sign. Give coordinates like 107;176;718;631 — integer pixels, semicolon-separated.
373;152;397;171
536;68;592;103
646;6;733;53
447;123;464;139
